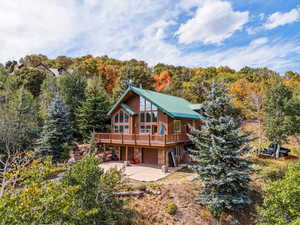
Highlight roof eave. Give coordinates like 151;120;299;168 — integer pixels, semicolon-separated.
172;112;203;120
121;103;137;116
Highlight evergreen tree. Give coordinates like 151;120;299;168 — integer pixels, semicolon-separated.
113;61;154;98
58;71;87;138
9;88;39;150
0;88;39;154
39;74;59;121
76;79;110;138
263;80;300;157
36;96;72;161
188;81;255;217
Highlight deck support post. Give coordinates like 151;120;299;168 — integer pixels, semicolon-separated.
164;149;167;166
125;145;128;161
118;146;121;160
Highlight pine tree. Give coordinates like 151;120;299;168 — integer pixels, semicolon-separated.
9;87;39;151
36;96;72;161
263;79;299;158
0;87;39;154
188;81;255;217
39;74;59;121
58;71;87;139
76;79;110;138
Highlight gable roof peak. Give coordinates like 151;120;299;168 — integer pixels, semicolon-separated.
109;86;203;119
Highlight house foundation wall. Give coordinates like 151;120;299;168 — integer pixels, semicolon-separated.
106;145;176;166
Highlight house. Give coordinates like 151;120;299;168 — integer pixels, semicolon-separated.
94;86;203;167
35;63;73;77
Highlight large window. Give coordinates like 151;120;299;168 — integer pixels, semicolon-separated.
114;125;129;133
173;120;181;133
152;111;158;122
139;97;145;111
113;109;129;133
140;125;151;133
139;96;158;133
114;110;128;123
139;96;158;112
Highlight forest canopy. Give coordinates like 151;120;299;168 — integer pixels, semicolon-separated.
2;54;300;122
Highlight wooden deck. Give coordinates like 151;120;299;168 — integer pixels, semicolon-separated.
94;133;190;147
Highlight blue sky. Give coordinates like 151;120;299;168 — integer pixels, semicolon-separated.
1;0;300;73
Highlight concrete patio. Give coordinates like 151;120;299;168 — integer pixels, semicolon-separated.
99;161;182;182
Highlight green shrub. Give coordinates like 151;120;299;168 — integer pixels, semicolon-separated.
62;154;127;225
0;157;76;225
208;206;223;218
166;202;177;215
258;161;300;225
0;154;130;225
178;166;193;173
137;184;147;191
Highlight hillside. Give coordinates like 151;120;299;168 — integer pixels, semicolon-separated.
123;120;299;225
1;54;300;225
3;54;300;120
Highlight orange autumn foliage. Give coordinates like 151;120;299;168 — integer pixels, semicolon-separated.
228;79;264;118
154;71;172;91
283;79;300;91
97;64;120;94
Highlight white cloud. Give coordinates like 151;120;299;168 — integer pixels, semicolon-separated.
0;0;299;73
121;34;300;73
0;0;173;62
201;38;300;71
175;0;249;44
0;1;80;61
264;7;300;30
175;0;202;12
249;37;268;47
120;19;182;65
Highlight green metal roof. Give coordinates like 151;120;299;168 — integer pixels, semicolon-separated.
120;103;137;116
108;86;202;119
190;104;202;110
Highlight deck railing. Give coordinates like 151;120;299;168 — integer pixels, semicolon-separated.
94;133;190;146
